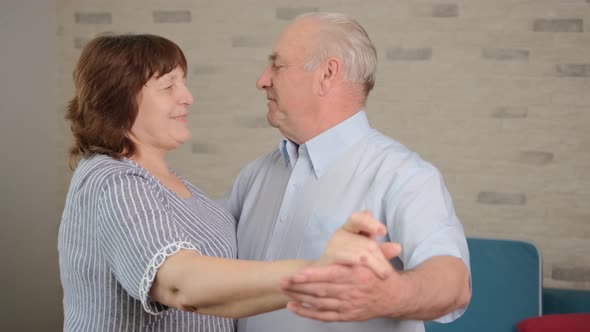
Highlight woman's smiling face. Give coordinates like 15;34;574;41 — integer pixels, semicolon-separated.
130;66;194;153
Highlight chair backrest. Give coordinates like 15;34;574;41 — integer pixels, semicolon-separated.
426;237;542;332
543;288;590;314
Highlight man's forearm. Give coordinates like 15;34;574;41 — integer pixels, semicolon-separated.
279;254;470;322
385;255;471;320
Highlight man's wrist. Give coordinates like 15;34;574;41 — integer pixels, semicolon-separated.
383;271;417;319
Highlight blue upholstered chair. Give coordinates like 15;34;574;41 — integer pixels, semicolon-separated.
426;237;542;332
543;288;590;314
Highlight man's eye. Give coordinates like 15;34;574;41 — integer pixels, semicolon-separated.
164;85;173;89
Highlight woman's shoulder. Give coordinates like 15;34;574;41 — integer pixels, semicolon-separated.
74;154;159;190
78;154;139;175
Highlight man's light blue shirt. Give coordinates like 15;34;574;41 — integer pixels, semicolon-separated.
220;110;470;332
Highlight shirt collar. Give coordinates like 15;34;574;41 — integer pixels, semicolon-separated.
279;110;372;178
279;138;299;168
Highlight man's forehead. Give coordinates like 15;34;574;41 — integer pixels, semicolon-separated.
268;18;319;62
271;33;312;61
279;19;315;40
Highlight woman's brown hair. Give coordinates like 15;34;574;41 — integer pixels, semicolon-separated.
66;34;187;167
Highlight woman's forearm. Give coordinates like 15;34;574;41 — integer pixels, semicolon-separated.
194;292;289;318
150;249;310;317
150;212;391;318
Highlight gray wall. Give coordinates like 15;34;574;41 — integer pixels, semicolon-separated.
0;0;61;330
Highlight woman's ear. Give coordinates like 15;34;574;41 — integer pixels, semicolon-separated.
318;58;341;96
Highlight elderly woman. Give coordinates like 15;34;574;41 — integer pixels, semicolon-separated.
58;34;396;331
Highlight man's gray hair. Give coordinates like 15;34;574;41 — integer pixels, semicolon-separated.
296;12;377;95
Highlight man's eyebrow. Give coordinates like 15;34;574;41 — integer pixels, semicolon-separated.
268;53;279;62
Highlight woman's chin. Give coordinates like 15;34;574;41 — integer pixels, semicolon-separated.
166;133;192;151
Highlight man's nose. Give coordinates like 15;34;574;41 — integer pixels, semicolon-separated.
256;65;272;90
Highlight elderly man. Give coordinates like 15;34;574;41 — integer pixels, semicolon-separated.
220;12;471;332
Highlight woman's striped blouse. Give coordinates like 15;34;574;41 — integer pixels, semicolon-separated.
58;154;237;331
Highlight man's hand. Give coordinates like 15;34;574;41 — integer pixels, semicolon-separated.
280;264;404;322
280;256;471;322
317;211;400;279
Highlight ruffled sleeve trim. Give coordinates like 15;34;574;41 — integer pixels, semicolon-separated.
139;241;201;315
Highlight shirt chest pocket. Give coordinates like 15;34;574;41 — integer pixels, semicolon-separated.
297;215;346;260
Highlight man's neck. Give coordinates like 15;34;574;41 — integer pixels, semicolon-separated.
293;107;363;144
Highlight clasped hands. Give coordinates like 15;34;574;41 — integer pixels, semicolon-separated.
280;211;404;322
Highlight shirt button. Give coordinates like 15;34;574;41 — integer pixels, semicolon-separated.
280;216;286;223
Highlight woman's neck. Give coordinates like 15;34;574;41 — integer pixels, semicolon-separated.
130;148;170;178
129;146;191;199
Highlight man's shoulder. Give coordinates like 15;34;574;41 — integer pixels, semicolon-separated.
362;130;439;177
365;130;411;154
241;148;284;173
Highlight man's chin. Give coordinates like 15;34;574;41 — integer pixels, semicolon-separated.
266;111;281;129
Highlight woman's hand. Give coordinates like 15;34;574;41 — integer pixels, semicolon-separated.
317;211;401;279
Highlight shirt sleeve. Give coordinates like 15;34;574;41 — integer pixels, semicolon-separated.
219;151;285;222
97;170;201;315
218;159;260;221
218;176;243;221
385;166;471;323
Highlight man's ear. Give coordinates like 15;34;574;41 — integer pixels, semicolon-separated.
318;58;341;96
